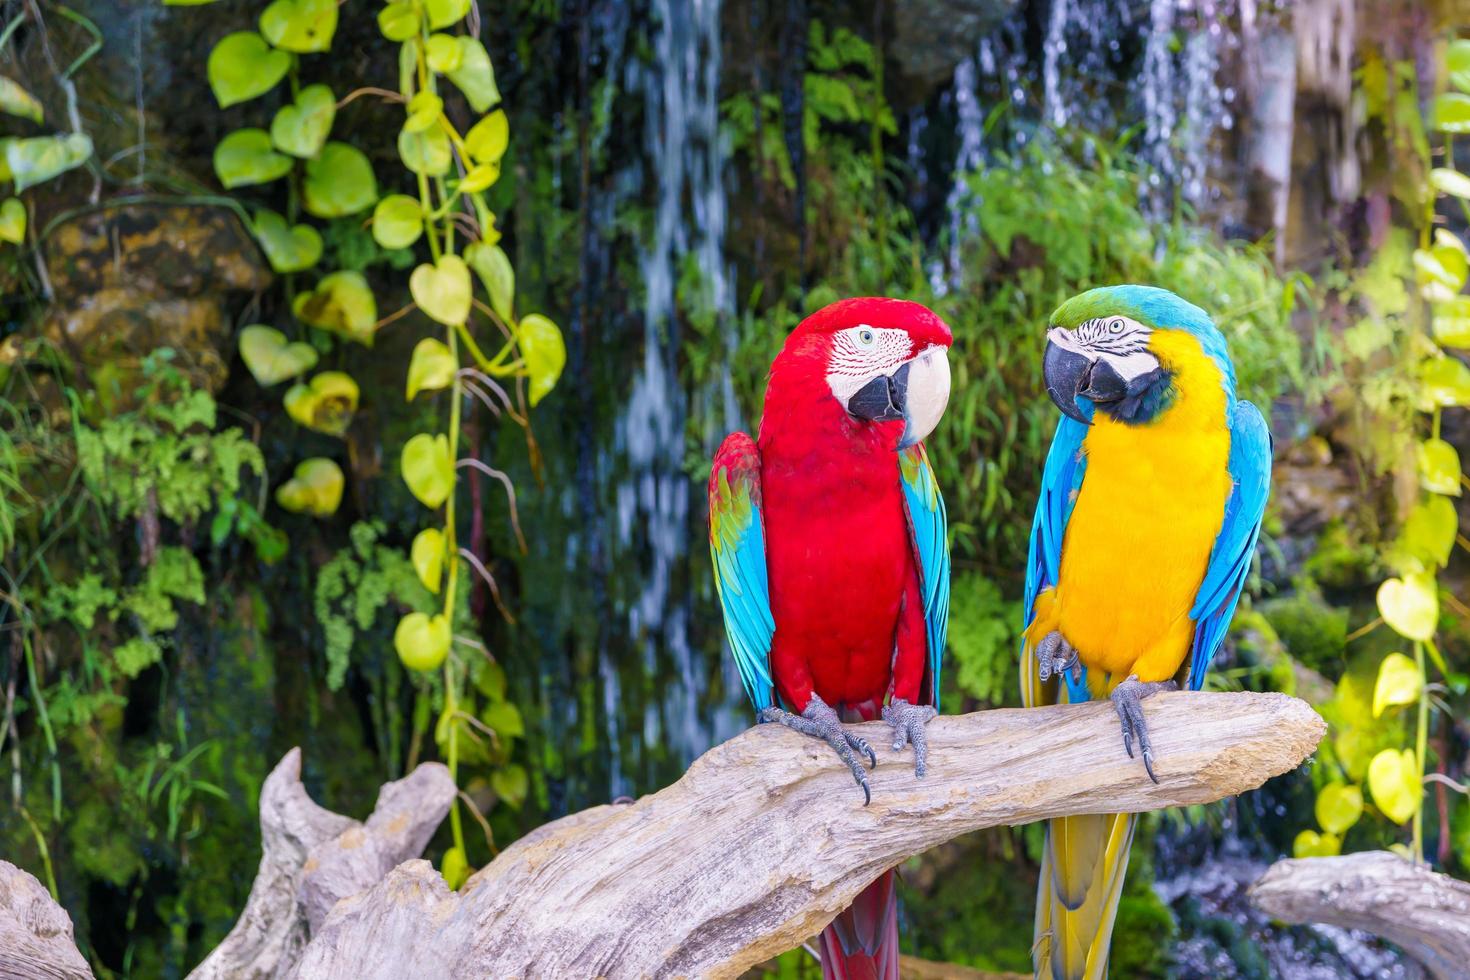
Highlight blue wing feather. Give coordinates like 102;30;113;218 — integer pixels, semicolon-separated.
1186;400;1272;690
1023;416;1092;703
709;434;775;712
899;445;951;706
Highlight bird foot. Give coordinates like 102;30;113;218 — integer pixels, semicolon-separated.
1110;675;1178;783
1035;630;1082;685
882;698;938;777
761;693;877;805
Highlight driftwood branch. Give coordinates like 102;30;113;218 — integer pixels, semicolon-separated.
0;860;93;980
1249;851;1470;979
289;691;1323;979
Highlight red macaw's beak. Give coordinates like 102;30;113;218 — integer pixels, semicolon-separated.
845;344;952;448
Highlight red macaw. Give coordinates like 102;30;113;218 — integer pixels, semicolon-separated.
707;297;953;980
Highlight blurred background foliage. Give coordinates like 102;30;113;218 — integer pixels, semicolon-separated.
0;0;1468;977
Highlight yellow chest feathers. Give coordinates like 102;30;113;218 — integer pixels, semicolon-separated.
1056;330;1234;684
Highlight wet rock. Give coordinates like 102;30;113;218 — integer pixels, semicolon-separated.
883;0;1019;103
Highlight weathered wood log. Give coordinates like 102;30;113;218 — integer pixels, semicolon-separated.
187;747;455;980
290;691;1324;979
0;860;93;980
1249;850;1470;979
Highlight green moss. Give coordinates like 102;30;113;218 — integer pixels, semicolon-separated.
1258;582;1349;673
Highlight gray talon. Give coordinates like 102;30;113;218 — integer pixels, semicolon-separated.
882;698;938;778
1109;675;1178;783
1036;630;1081;684
763;693;875;804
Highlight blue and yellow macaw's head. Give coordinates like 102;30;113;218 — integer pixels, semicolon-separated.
1041;284;1236;425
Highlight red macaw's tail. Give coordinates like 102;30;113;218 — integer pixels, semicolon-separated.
1033;812;1137;980
819;869;899;980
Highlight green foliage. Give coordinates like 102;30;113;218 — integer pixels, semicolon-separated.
1259;580;1349;674
943;572;1020;711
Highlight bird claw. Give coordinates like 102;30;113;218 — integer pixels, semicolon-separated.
882;698;938;778
1109;675;1178;783
1036;630;1082;685
762;693;876;805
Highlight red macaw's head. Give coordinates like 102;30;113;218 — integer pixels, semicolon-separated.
768;297;954;450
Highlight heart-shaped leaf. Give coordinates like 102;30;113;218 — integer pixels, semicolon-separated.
407;337;457;398
271;84;336;158
394;611;451;671
1415;245;1469;301
7;133;93;192
398;124;452;176
491;763;529;809
405;90;444;134
426;33;462;72
259;0;337;53
1399;496;1457;570
1372;652;1422;719
252;210;323;273
447;38;500;113
411;528;445;593
1432;92;1470;133
377;2;420;40
1367;747;1421;825
1431;167;1470;199
372;195;423;249
440;844;469;890
0;198;24;244
410;255;472;326
1417;438;1462;495
284;371;359;436
215;129;293;189
239;324;318;385
458;163;500;194
425;0;471;29
401;432;454;508
1419;355;1470;408
465;241;514;323
1314;783;1363;835
1291;829;1341;859
1377;573;1438;642
293;271;378;344
517;313;566;407
464;109;509;165
303;142;377;218
0;76;42;122
481;700;524;737
275;457;343;516
208;32;290;108
1432;296;1470;347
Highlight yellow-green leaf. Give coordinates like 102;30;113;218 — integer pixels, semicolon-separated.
1414;244;1468;297
1432;296;1470;347
303;142;377;218
1400;495;1457;569
274;457;343;516
410;255;473;326
394;611;450;671
283;371;359;436
371;194;423;250
401;433;454;508
0;198;24;244
1417;438;1462;496
1431;167;1470;199
410;528;445;593
293;270;378;345
458;163;499;193
440;844;469;890
1314;783;1363;835
405;90;443;134
1291;829;1341;859
465;241;513;323
464;109;509;165
481;699;523;737
270;84;336;158
425;0;471;29
1450;39;1470;92
491;763;529;809
407;337;457;399
377;2;419;41
1366;747;1421;825
447;38;500;113
238;324;318;385
1376;573;1438;642
207;32;290;108
1432;92;1470;133
252;210;323;273
259;0;337;54
426;33;462;72
214;129;292;189
8;133;93;192
0;76;43;123
1419;355;1470;407
517;313;566;407
1372;652;1422;719
398;124;452;176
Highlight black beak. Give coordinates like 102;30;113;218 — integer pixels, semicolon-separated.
847;360;910;423
1042;341;1094;424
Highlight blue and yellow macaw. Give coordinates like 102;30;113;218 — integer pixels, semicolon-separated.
1020;286;1272;979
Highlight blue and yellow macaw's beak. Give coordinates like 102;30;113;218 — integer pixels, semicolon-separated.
1043;325;1159;425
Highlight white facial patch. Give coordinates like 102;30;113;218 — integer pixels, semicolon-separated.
1048;316;1159;381
900;345;951;447
825;325;913;403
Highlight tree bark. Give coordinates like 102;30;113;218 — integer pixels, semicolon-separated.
290;691;1323;979
1249;850;1470;979
0;860;93;980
